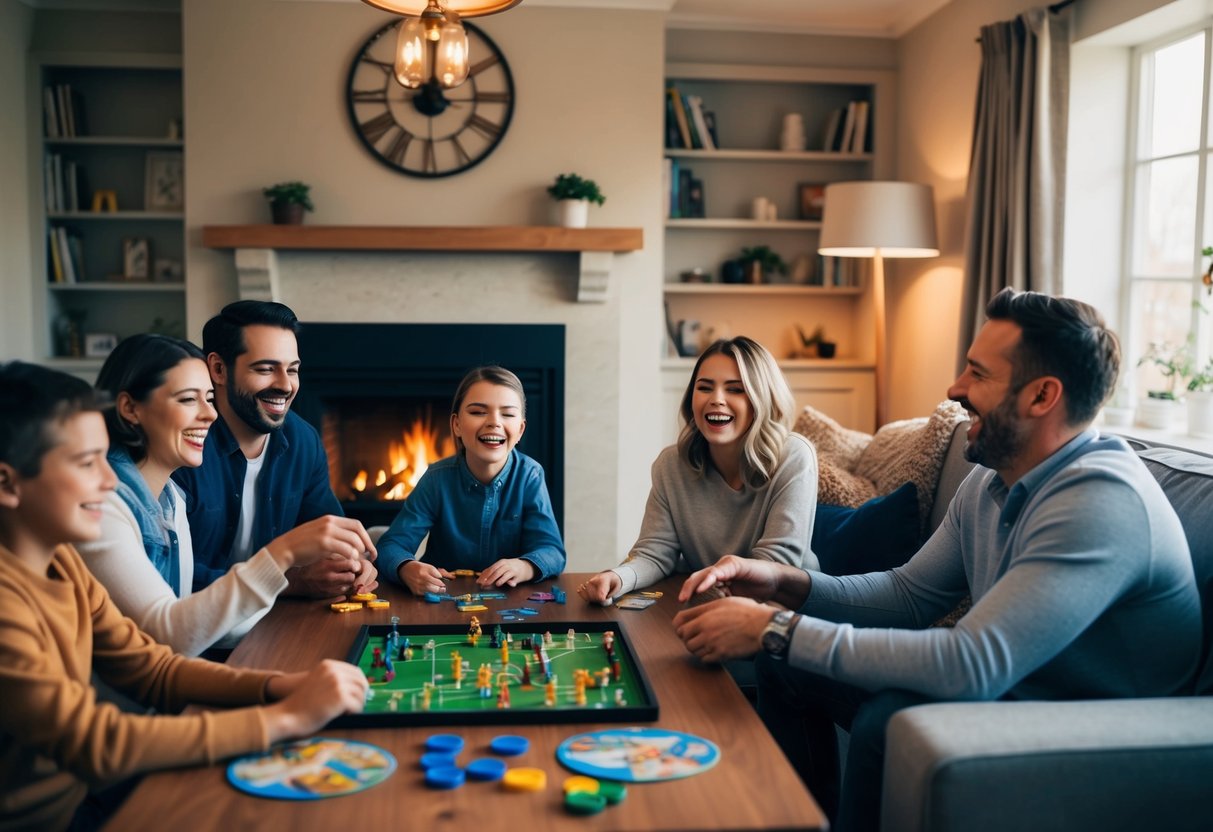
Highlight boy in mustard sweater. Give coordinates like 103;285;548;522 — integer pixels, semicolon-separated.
0;362;368;831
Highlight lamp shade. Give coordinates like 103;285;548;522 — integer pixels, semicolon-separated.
818;181;939;258
361;0;521;17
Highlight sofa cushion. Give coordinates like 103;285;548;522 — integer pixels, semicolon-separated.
813;482;921;576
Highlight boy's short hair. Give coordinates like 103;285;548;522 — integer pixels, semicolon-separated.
202;300;300;369
0;362;107;477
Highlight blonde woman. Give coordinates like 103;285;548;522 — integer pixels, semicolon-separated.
579;336;818;604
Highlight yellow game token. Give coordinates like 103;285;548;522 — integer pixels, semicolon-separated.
350;592;377;602
563;775;599;795
330;602;362;613
457;604;488;612
451;569;476;577
367;599;390;610
502;768;547;792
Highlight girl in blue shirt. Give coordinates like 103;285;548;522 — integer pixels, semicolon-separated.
378;366;566;593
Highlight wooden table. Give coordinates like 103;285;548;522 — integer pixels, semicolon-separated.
105;574;826;830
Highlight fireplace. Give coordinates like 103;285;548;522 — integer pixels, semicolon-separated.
292;323;565;530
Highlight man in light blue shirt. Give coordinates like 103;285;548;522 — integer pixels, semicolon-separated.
672;289;1202;832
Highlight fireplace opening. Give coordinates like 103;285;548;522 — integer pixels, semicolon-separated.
294;323;565;531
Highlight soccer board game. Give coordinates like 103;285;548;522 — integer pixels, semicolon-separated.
335;621;659;727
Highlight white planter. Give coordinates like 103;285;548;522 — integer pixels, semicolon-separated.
1188;390;1213;438
558;199;589;228
1138;396;1182;430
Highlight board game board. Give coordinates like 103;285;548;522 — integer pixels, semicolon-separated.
334;621;659;727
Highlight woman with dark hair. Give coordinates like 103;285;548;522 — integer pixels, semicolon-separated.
80;334;328;656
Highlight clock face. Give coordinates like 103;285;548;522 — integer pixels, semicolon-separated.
346;19;515;178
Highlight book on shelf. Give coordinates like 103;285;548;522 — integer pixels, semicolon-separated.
665;95;682;149
65;160;79;212
686;177;705;218
47;228;63;283
821;107;844;152
667;86;693;149
686;95;715;151
850;101;870;153
702;110;720;149
838;102;857;154
677;166;694;218
43;87;59;138
680;92;703;149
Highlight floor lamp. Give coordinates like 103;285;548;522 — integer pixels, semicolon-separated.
818;181;939;428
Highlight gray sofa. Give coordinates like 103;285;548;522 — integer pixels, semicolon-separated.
881;427;1213;832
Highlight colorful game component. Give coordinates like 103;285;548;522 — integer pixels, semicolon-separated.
425;766;466;790
552;585;566;604
425;734;465;754
457;604;488;612
350;592;377;602
562;775;600;795
637;590;664;598
451;569;476;577
330;602;362;613
367;599;390;610
528;592;555;602
423;592;446;603
419;752;458;771
501;767;546;792
564;790;608;815
477;591;507;600
489;735;529;756
465;758;508;782
597;780;627;804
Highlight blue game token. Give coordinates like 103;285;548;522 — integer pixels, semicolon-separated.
426;734;465;754
490;735;529;756
423;592;445;603
419;752;458;771
465;758;508;781
425;765;466;789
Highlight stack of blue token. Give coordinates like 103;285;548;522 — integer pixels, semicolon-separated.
489;735;529;756
465;758;508;782
425;766;466;790
425;734;465;754
419;752;457;771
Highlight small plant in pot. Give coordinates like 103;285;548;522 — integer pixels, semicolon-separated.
738;245;788;284
547;173;605;228
794;324;836;359
262;181;314;225
1136;340;1193;429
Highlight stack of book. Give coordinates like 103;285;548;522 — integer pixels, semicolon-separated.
663;158;705;219
806;256;869;288
44;153;84;213
666;86;719;150
820;100;871;153
47;227;84;284
43;84;86;138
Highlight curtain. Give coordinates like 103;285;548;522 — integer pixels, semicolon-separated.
958;5;1072;371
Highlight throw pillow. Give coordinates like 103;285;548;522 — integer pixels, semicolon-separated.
812;482;921;576
792;405;877;507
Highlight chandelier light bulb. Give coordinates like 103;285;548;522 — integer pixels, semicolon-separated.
394;15;428;88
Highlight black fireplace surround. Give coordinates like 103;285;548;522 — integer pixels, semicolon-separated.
293;323;565;530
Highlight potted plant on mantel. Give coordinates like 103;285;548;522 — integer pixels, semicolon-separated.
547;173;605;228
737;245;788;284
262;181;314;225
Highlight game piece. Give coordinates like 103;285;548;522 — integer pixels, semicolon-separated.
563;775;600;795
489;735;529;756
501;768;546;792
423;592;445;604
419;752;458;771
350;592;377;602
465;758;508;782
390;615;399;636
330;602;362;613
367;599;390;610
565;628;575;648
226;739;396;801
528;592;555;602
637;590;664;599
552;586;566;604
597;780;627;804
426;734;465;754
371;647;383;668
425;766;466;790
477;591;507;600
458;604;488;612
615;596;656;610
451;569;476;577
545;677;557;706
495;675;511;709
451;651;464;688
557;728;721;783
684;584;727;608
477;663;493;698
564;790;607;815
603;630;614;653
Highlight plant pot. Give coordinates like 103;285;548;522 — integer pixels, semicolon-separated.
1100;406;1135;428
270;201;306;225
817;341;836;359
1188;390;1213;438
745;260;764;284
558;199;589;229
720;259;745;284
1138;396;1181;430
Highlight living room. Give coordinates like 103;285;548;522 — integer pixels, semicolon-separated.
0;0;1203;575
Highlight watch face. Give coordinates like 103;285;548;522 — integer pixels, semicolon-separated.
345;19;515;178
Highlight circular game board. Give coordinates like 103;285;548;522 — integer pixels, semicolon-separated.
227;738;397;800
556;727;720;783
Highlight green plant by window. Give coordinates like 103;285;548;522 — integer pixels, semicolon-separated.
547;173;606;205
262;181;314;211
738;245;788;276
1138;339;1195;400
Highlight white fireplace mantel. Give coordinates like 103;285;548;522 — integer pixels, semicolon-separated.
202;225;645;303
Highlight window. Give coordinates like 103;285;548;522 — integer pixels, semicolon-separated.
1126;26;1213;399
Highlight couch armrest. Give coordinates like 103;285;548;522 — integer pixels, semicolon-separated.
927;421;972;534
882;698;1213;832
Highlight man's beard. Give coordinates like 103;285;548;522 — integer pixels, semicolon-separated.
227;384;290;435
964;392;1027;471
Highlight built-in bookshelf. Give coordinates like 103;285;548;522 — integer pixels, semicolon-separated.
32;54;185;371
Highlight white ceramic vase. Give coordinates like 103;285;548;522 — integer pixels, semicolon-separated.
1188;390;1213;438
558;199;589;228
1138;396;1181;430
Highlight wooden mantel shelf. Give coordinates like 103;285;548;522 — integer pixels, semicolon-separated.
202;225;643;303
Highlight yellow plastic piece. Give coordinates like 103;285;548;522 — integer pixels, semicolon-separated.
563;775;600;795
458;604;489;612
451;569;476;577
350;592;377;602
502;767;547;792
637;590;664;598
366;599;390;610
330;602;363;613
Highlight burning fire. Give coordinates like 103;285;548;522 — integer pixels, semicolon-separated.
351;418;455;501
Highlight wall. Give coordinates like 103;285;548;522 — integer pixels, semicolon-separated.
1;0;34;362
182;0;665;570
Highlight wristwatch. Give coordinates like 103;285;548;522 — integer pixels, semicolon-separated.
761;609;801;660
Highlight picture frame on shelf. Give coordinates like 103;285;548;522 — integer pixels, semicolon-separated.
154;257;184;283
799;184;826;221
83;332;118;358
144;151;184;211
123;237;150;280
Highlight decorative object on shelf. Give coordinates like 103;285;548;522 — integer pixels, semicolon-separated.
794;324;836;359
91;189;117;212
346;19;514;178
144;152;184;211
83;332;118;358
148;316;185;339
154;258;184;283
751;196;777;222
780;113;806;152
819;181;939;427
676;319;702;358
547;173;605;229
54;310;85;358
262;181;314;225
799;183;826;221
737;245;787;284
167;117;182;140
790;254;813;285
680;268;709;283
720;259;745;284
122;237;150;280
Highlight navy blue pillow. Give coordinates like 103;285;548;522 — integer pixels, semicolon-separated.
812;482;920;576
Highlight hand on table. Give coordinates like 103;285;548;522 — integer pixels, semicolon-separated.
263;659;367;742
673;596;772;664
577;571;622;605
285;552;378;602
677;554;785;606
400;559;454;595
477;558;537;588
269;515;378;600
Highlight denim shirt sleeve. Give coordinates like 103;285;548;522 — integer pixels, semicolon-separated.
516;460;566;581
377;469;441;586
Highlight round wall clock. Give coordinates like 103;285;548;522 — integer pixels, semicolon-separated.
345;19;515;178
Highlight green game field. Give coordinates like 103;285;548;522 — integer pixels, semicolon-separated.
333;622;659;728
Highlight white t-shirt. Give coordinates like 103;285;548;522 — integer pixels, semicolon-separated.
230;436;269;565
